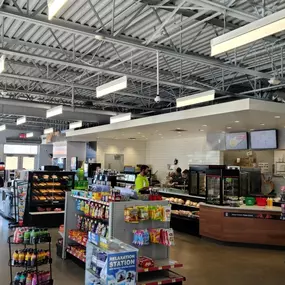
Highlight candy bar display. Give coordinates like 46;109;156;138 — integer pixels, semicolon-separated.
8;227;53;285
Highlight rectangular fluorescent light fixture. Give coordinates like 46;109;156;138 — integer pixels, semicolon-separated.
44;128;54;135
69;120;82;130
0;55;5;73
16;116;26;125
0;124;6;131
211;9;285;56
96;76;127;98
110;113;132;124
48;0;68;20
26;132;33;138
176;90;215;108
46;105;63;118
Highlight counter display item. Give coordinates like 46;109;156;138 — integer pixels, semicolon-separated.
85;235;137;285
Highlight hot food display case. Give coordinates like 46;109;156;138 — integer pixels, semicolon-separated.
24;171;75;227
205;169;240;206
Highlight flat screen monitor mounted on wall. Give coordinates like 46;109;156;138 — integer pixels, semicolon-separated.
250;129;278;149
226;132;248;150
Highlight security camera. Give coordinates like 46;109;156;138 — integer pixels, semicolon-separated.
154;95;161;103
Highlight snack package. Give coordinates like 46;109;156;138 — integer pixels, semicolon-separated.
160;228;175;246
149;206;163;221
137;206;149;221
133;230;143;246
124;207;139;223
162;205;171;222
138;256;154;268
149;228;160;244
143;229;150;245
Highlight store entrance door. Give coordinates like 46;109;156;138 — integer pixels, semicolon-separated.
105;154;124;171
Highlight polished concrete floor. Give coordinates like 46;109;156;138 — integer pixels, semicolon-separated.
1;215;284;285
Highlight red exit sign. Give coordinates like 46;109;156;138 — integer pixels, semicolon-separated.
19;133;26;139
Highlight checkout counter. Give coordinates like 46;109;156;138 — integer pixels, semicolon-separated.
200;167;285;247
159;165;285;246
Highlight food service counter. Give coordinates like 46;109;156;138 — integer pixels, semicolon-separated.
200;203;285;247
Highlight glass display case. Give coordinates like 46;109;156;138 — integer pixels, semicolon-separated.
206;169;240;205
24;171;75;226
189;166;207;196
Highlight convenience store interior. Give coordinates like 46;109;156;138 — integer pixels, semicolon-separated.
1;1;285;285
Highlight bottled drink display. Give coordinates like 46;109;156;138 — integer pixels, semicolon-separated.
13;227;50;244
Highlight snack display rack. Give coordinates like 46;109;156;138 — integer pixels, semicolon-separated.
62;191;186;285
23;171;74;227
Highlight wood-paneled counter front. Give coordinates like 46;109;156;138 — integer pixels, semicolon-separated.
200;203;285;246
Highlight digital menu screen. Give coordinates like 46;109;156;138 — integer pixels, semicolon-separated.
226;132;248;150
250;130;277;149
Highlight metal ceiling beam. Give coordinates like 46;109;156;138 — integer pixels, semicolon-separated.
1;71;174;103
1;86;157;112
186;0;258;22
3;37;195;91
0;7;272;79
140;0;237;30
0;47;204;91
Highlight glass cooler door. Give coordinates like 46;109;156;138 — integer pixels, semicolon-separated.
198;172;207;196
189;171;198;195
223;177;239;204
206;174;221;205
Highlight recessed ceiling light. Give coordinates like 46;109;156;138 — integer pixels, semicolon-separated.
199;129;204;132
137;132;141;134
177;128;181;130
178;131;181;134
234;120;240;123
202;124;207;127
250;129;255;131
275;116;280;119
226;126;232;129
260;123;265;126
222;131;226;133
158;133;162;136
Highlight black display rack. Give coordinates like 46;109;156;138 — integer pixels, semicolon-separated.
8;233;53;285
25;171;75;227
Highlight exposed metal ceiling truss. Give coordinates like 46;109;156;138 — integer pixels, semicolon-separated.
0;0;284;131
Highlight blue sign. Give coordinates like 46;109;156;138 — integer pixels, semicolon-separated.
106;251;137;285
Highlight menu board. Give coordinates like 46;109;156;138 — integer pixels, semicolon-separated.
250;130;277;149
226;132;248;150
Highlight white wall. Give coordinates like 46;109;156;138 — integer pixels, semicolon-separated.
66;142;86;170
145;134;223;180
96;139;146;168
